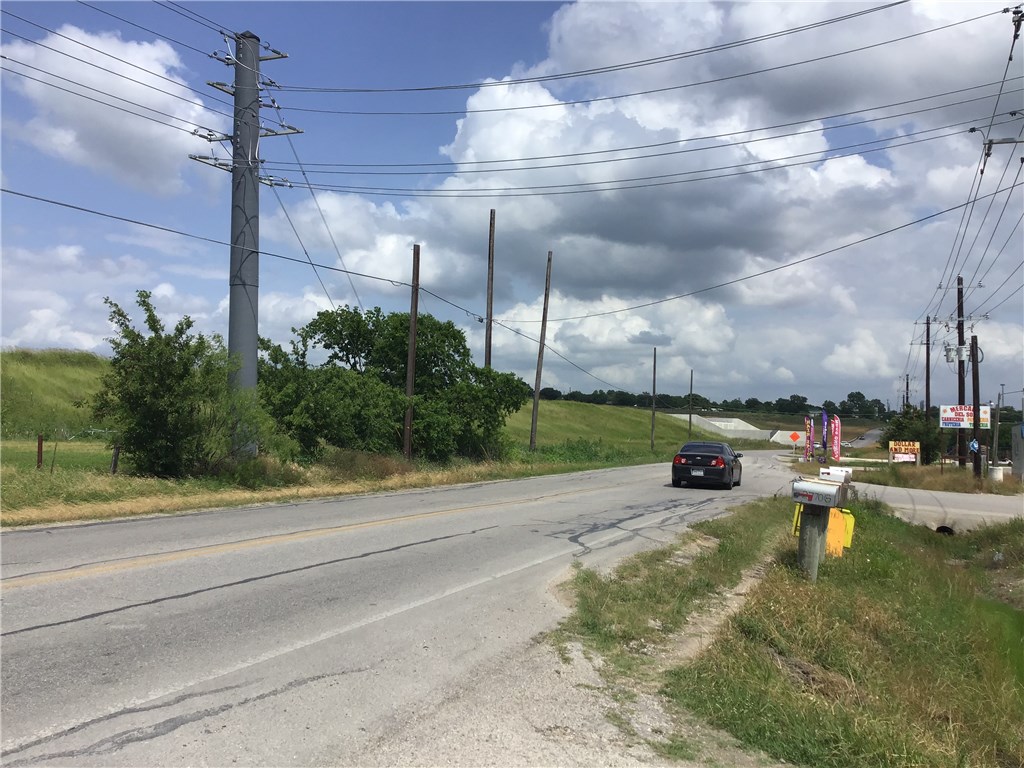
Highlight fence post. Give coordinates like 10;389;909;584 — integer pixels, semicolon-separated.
37;434;43;470
110;444;121;475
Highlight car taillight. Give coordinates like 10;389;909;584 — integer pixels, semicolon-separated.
673;456;686;465
710;456;726;467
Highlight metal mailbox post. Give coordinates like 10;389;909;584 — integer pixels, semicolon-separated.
792;478;851;582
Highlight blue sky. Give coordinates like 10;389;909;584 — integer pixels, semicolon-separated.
2;1;1022;410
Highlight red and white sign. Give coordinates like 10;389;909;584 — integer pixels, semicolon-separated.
830;415;842;462
940;405;990;429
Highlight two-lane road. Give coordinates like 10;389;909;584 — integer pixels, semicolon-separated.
1;452;795;766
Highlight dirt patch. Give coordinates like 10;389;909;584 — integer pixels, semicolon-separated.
551;544;789;768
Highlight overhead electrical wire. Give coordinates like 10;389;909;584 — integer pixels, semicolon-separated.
272;0;911;94
925;7;1023;323
969;210;1024;299
0;61;224;141
499;180;1024;324
268;184;337;312
0;9;235;110
0;26;238;123
6;182;1020;329
267;93;364;311
261;80;1019;170
75;0;214;58
154;0;232;36
282;115;1024;198
258;95;1024;179
961;140;1024;303
275;11;1002;117
0;12;297;132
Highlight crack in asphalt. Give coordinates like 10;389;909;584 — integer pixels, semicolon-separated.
2;670;365;764
1;525;499;638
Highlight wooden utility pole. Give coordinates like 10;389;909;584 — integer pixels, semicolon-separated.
925;317;931;416
650;348;656;452
529;251;553;452
957;276;967;467
992;383;1004;462
403;244;420;460
687;369;694;439
485;209;495;368
971;334;981;478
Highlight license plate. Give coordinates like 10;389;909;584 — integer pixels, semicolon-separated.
690;468;704;476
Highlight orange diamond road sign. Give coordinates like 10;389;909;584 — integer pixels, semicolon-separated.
790;432;800;442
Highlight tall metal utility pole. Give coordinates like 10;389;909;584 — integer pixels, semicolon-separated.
485;209;495;368
957;276;967;467
193;33;296;400
227;32;262;395
529;251;553;452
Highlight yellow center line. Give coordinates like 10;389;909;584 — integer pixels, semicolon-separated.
2;484;604;590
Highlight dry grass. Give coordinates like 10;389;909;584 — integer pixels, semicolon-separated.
0;451;606;527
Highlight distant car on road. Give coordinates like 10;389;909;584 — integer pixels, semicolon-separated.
841;440;853;448
671;441;742;489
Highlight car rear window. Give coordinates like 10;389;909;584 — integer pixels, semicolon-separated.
680;442;724;453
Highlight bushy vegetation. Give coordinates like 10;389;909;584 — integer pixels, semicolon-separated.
258;305;530;463
91;291;283;478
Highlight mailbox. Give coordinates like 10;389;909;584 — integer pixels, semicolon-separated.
792;478;849;508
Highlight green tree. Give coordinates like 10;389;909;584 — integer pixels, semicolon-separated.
880;406;943;464
260;306;529;462
840;391;868;416
92;291;275;477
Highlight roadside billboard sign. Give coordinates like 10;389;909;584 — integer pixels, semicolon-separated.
939;405;990;429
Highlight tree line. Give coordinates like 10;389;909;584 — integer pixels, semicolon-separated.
88;291;1019;477
540;388;890;418
91;292;529;478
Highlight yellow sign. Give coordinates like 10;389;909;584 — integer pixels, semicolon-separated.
888;441;920;453
792;504;856;557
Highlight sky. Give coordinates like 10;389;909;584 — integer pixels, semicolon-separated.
2;0;1022;411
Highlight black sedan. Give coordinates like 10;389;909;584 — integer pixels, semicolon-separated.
671;441;743;489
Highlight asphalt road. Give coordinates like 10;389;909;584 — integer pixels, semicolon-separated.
1;451;798;767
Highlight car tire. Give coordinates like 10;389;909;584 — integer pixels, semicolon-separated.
672;478;682;488
734;472;741;487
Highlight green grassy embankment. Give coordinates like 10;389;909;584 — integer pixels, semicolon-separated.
556;497;1024;767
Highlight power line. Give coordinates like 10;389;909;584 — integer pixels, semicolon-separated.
0;62;221;140
285;116;1024;198
0;26;237;123
154;0;232;36
4;181;1021;330
272;1;910;94
75;0;214;58
259;96;1023;179
503;180;1024;324
261;80;1019;170
276;11;1001;117
267;95;364;311
0;9;234;111
268;184;337;311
